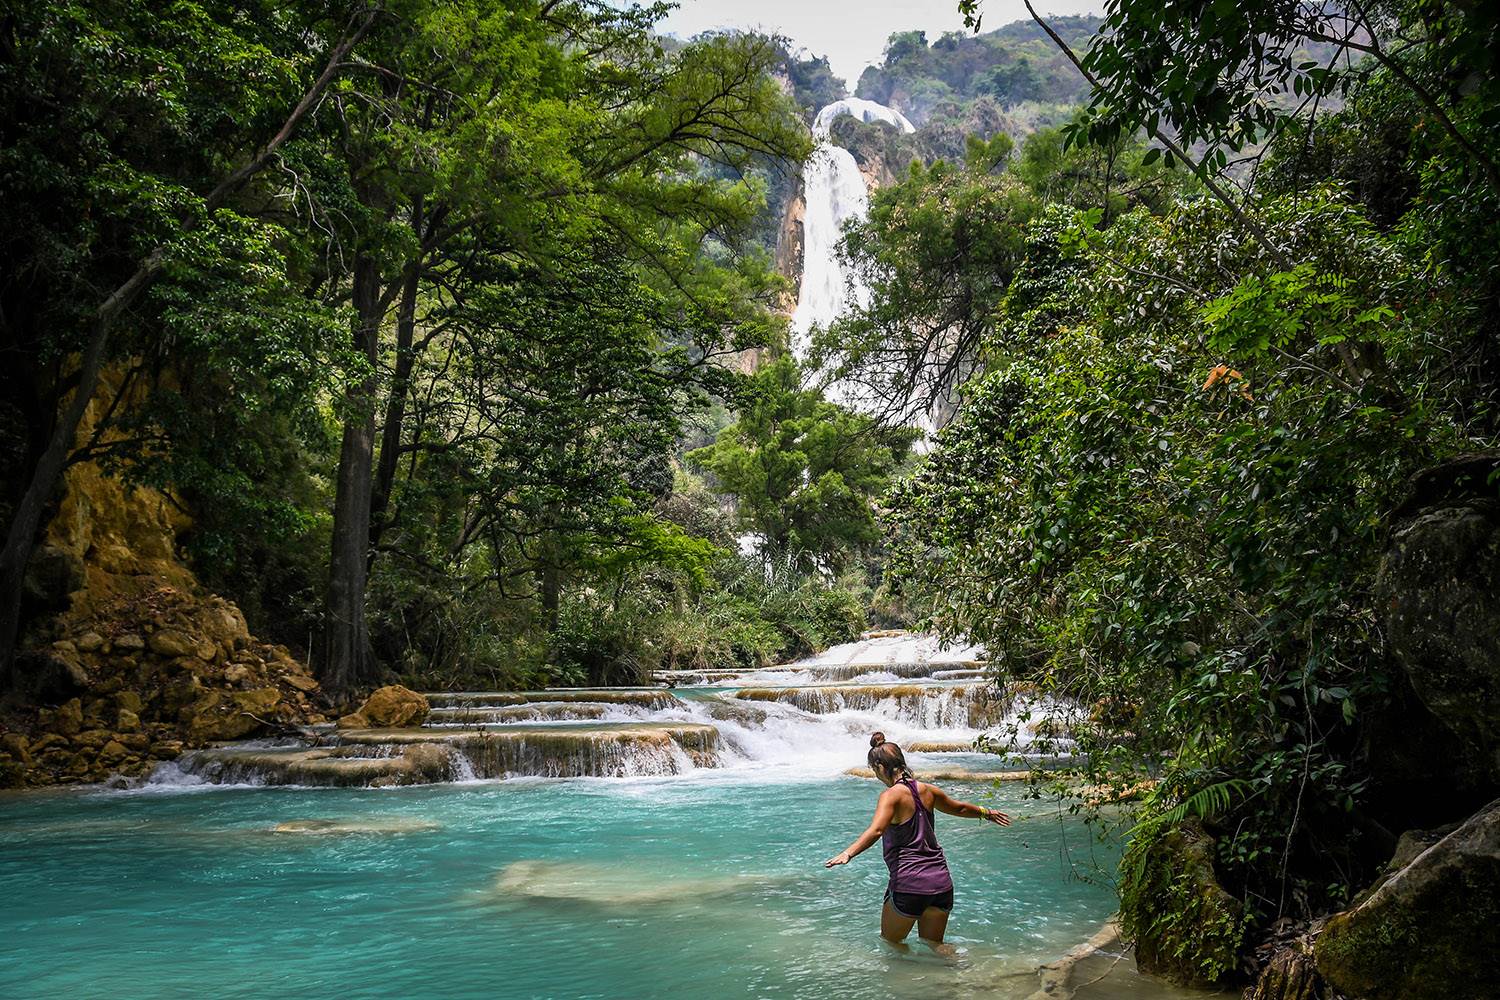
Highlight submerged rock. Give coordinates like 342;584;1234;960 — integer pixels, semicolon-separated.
493;860;773;907
270;818;443;836
1315;797;1500;1000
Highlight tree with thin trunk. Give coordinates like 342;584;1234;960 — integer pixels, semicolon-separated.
308;13;809;694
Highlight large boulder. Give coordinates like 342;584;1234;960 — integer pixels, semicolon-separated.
337;685;429;730
1119;820;1246;989
1315;797;1500;1000
183;687;282;743
38;697;83;736
1376;457;1500;779
148;628;199;659
14;647;90;703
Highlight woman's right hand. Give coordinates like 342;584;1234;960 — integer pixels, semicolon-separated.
824;850;851;868
982;807;1011;827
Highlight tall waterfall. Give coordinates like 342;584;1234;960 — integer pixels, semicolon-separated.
790;98;915;362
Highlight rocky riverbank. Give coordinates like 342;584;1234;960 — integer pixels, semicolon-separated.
0;584;328;787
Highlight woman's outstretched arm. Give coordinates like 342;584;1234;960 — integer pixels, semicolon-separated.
825;790;898;867
929;784;1011;826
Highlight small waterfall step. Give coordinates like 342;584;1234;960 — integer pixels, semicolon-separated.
793;661;987;681
787;632;985;668
731;682;1015;729
427;704;615;724
170;722;720;786
424;689;680;710
153;633;1042;789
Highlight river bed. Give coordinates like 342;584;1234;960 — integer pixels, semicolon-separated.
0;635;1210;999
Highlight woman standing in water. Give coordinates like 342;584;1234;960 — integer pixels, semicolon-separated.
825;733;1010;949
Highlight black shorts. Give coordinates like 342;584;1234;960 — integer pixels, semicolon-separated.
884;885;954;918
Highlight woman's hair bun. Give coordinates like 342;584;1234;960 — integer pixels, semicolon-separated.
869;732;886;749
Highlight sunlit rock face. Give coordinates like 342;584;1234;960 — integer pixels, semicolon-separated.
7;368;329;789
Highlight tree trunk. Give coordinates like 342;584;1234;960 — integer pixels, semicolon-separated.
538;437;567;635
320;254;383;695
368;218;422;558
539;554;561;632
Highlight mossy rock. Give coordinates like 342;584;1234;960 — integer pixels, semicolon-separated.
0;757;26;788
1315;797;1500;1000
1119;819;1246;988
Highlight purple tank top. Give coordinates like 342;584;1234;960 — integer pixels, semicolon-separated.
881;777;953;894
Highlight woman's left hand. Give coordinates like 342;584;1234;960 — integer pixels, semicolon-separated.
824;851;851;867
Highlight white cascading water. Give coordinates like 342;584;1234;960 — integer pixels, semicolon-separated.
790;98;915;367
149;632;1075;789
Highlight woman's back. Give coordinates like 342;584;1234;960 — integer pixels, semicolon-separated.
880;777;952;895
882;780;940;824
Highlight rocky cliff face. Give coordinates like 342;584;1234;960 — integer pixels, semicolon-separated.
0;370;328;787
775;182;806;312
1375;455;1500;793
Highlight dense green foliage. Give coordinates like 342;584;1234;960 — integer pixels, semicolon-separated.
815;0;1500;978
0;0;347;575
815;122;1186;423
0;1;912;692
11;2;1500;980
1;0;929;697
856;18;1099;133
688;358;917;574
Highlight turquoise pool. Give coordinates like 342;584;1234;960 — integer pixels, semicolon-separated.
0;773;1120;999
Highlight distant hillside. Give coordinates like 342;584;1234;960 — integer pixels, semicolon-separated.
855;18;1101;127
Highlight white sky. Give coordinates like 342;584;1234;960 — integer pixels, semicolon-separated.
659;0;1102;89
